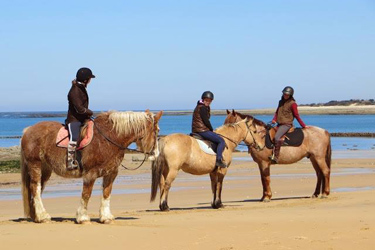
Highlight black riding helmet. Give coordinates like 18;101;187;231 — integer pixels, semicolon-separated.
201;91;214;100
282;86;294;96
76;67;95;83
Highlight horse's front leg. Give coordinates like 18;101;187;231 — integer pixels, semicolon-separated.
257;161;272;202
210;169;226;209
209;171;218;208
99;171;118;224
76;178;95;224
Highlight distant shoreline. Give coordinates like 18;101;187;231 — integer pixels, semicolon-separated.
169;105;375;116
1;105;375;117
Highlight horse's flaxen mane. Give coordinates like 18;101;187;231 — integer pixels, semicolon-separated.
106;111;154;136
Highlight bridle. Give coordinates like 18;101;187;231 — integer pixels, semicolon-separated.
244;120;265;151
219;119;264;151
93;119;158;170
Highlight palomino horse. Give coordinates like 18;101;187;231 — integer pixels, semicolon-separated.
21;110;162;223
224;110;331;201
150;117;264;211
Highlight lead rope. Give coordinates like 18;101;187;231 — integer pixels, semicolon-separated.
93;121;155;171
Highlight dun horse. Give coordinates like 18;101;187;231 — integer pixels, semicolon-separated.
150;118;264;211
21;110;162;223
224;110;331;201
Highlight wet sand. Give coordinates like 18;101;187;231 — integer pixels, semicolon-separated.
0;151;375;250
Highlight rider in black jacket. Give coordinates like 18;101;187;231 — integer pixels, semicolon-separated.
65;67;95;170
192;91;227;168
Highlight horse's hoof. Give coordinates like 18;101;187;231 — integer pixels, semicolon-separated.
159;203;170;211
35;213;51;223
212;201;224;209
261;197;271;203
40;218;51;223
78;220;91;225
311;194;319;199
103;219;114;224
320;194;329;199
211;204;219;209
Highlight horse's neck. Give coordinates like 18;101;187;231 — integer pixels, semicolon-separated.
94;119;137;148
216;125;244;151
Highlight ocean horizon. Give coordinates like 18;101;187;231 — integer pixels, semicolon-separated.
1;112;375;151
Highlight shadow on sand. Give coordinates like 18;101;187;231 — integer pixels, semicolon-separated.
11;216;139;224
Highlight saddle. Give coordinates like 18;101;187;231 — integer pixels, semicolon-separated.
265;126;304;149
56;120;94;150
189;133;217;155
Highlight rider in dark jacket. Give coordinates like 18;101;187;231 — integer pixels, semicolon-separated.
65;67;95;170
192;91;227;168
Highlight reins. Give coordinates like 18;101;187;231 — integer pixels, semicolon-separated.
218;119;264;151
93;120;156;171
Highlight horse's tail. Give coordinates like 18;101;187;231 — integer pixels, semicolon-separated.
21;143;32;218
150;138;166;202
325;132;332;169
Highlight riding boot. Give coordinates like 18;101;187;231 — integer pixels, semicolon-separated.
67;141;79;170
269;141;282;164
216;159;227;168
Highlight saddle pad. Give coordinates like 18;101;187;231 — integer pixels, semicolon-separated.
195;138;216;155
265;128;304;149
56;121;94;150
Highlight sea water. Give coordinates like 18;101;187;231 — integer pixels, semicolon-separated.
1;112;375;151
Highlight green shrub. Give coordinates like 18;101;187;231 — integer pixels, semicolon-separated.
0;160;21;173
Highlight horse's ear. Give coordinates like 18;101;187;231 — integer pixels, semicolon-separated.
232;109;237;116
226;109;230;114
145;109;151;115
154;110;163;122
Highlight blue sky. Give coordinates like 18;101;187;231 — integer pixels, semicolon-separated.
0;0;374;112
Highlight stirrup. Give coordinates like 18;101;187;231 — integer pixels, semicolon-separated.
268;155;278;164
67;158;79;170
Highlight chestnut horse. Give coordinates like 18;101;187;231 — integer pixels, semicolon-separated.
21;110;162;223
150;117;264;211
224;110;331;201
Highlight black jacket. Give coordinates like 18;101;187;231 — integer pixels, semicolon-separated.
192;101;213;133
65;81;93;124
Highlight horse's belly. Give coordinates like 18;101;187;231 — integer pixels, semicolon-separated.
181;157;216;175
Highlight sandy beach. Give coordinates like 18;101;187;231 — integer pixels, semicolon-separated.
0;149;374;250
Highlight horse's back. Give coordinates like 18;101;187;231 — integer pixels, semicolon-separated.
161;133;216;174
303;126;330;142
22;121;63;153
163;133;193;151
302;126;330;155
23;121;62;136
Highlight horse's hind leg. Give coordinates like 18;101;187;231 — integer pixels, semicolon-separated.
76;177;95;224
99;171;118;224
29;164;51;223
310;157;330;198
159;168;178;211
310;158;322;198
